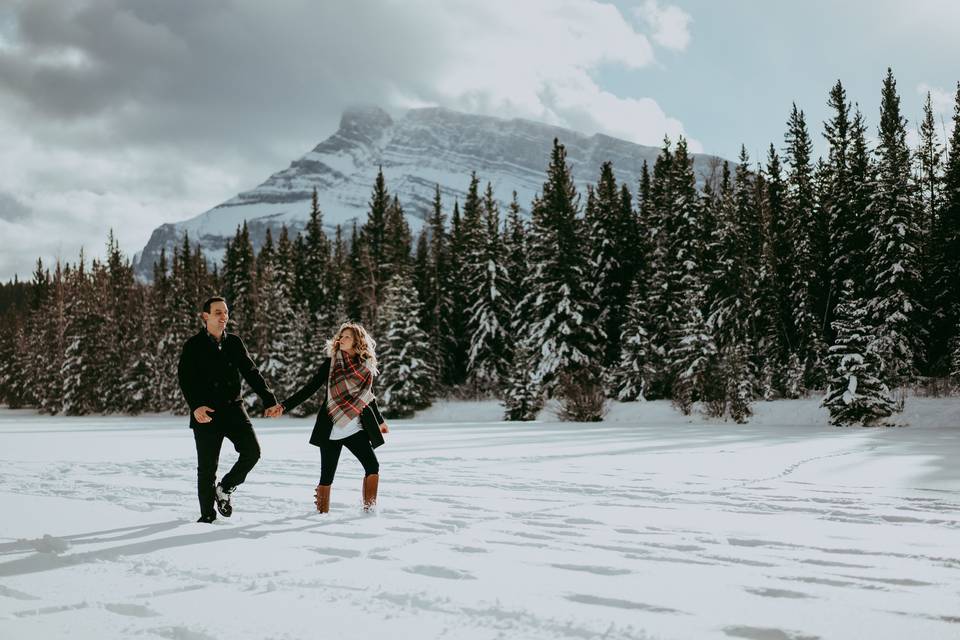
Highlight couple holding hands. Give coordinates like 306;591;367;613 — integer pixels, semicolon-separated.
177;296;389;523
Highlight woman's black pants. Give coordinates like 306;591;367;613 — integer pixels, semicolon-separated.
318;429;379;485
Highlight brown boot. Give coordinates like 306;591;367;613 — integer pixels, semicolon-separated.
315;484;331;513
362;474;379;512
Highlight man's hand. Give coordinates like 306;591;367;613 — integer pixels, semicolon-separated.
380;421;390;434
265;404;284;418
193;406;215;424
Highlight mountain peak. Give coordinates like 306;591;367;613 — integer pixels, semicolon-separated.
136;105;728;280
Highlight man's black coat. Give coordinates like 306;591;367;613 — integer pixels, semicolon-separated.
280;357;386;449
177;329;277;423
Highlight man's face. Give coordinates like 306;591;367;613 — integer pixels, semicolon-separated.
202;301;229;335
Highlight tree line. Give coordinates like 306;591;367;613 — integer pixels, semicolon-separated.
1;69;958;425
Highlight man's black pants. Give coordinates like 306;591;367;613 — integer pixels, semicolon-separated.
192;405;261;518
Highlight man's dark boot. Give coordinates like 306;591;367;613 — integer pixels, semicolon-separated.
362;474;378;512
215;483;234;517
197;513;216;524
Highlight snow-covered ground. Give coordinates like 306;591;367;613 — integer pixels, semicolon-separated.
1;398;959;640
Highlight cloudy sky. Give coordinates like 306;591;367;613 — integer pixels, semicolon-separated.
0;0;958;282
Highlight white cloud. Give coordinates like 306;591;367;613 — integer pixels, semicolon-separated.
403;0;697;148
633;0;692;52
917;82;955;121
0;0;699;280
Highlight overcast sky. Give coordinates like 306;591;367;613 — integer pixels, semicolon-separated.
0;0;958;282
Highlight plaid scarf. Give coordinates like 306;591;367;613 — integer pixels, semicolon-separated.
326;349;375;429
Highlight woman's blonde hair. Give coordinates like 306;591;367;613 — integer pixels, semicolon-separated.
326;321;379;376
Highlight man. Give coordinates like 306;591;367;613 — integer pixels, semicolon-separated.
177;296;278;523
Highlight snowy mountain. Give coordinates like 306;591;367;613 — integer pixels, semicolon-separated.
134;106;729;279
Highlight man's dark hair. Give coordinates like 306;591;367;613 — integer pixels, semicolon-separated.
202;296;227;313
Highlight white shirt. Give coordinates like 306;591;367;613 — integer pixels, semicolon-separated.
327;388;363;441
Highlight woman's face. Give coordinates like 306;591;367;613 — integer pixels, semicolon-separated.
339;329;356;352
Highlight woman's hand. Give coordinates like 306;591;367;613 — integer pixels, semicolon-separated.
265;404;284;418
380;421;390;434
193;406;215;424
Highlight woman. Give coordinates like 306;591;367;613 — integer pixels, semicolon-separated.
268;322;389;513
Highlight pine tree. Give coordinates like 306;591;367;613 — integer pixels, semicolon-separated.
256;228;299;404
501;191;528;317
382;195;413;294
61;253;111;415
927;84;959;375
223;222;258;351
753;169;784;399
423;185;451;382
666;138;718;413
522;139;602;391
356;168;390;326
613;279;654;400
586;161;631;370
612;162;654;400
644;138;676;398
784;104;828;390
377;270;435;417
707;148;759;419
822;80;858;346
466;182;511;391
865;68;924;392
443;199;469;385
501;338;543;420
822;279;895;425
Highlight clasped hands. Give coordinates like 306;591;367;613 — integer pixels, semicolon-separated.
265;404;284;418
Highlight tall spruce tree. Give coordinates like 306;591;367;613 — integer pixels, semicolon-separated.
707;149;759;420
466;183;511;390
377;270;435;417
935;84;960;376
586;161;630;370
665;138;718;413
612;162;654;400
784;104;828;390
357;168;390;326
256;228;299;403
443;199;469;385
522;138;601;391
865;68;924;393
642;139;676;398
223;222;258;351
822;279;895;425
823;81;857;345
423;185;451;381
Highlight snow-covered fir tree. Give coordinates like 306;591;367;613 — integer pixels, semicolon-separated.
355;170;389;325
423;185;452;383
666;138;719;414
501;337;543;421
61;254;111;415
376;270;435;418
643;139;676;399
466;182;511;391
612;161;654;401
822;279;895;425
865;68;924;392
255;228;299;403
784;104;828;391
443;199;469;386
928;83;960;375
521;138;602;392
707;149;759;419
613;279;654;401
585;161;630;369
